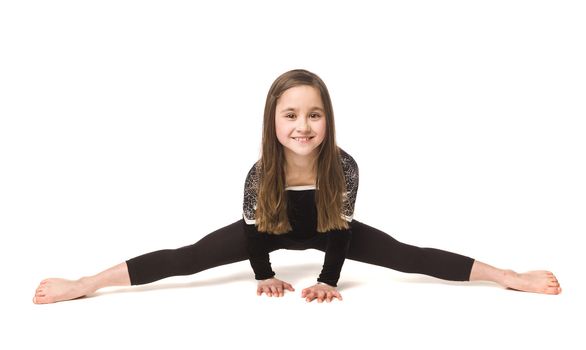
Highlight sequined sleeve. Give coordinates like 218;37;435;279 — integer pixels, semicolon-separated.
242;160;261;225
339;148;359;222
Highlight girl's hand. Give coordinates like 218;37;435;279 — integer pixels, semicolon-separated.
301;283;343;303
257;277;295;297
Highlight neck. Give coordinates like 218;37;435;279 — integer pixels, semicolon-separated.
284;149;318;176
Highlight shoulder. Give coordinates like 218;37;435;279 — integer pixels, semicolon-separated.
244;159;262;189
338;147;358;174
243;159;261;223
246;159;261;177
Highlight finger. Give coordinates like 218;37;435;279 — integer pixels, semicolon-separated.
285;283;295;292
318;290;327;303
305;292;315;302
270;286;278;296
263;286;273;297
276;286;284;297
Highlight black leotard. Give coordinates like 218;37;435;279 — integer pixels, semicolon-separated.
243;148;359;286
125;148;475;288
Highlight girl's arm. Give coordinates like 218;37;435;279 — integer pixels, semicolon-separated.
317;228;352;287
243;219;276;280
242;161;276;280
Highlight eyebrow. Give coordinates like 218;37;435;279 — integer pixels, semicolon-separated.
279;106;325;113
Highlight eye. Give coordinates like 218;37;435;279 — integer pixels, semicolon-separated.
310;113;321;119
285;113;295;119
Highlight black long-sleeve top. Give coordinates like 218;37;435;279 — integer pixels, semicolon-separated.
242;148;359;287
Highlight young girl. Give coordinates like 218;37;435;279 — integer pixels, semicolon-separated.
32;69;562;304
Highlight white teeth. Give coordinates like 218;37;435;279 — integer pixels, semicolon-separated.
294;137;312;141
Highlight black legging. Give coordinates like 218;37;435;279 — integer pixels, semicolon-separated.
125;218;475;286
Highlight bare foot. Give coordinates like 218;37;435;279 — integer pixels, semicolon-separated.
33;278;92;304
503;270;562;295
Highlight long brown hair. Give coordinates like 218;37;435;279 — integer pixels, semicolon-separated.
255;69;348;234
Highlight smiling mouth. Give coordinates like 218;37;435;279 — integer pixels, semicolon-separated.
292;137;314;142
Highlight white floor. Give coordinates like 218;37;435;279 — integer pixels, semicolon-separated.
12;244;584;350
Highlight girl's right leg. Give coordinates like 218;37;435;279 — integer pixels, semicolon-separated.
125;219;250;285
33;262;130;305
33;219;250;304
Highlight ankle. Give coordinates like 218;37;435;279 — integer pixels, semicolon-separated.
78;276;99;295
501;269;519;287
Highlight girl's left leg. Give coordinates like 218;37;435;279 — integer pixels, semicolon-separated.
344;219;474;281
469;260;561;294
342;220;561;294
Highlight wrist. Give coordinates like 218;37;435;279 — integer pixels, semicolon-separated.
317;281;335;287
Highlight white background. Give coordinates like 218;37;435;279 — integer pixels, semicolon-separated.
1;1;585;349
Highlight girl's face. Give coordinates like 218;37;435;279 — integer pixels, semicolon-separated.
275;85;327;159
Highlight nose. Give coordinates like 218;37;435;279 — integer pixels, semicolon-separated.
296;115;311;132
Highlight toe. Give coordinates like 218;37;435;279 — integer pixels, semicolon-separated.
37;295;53;304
